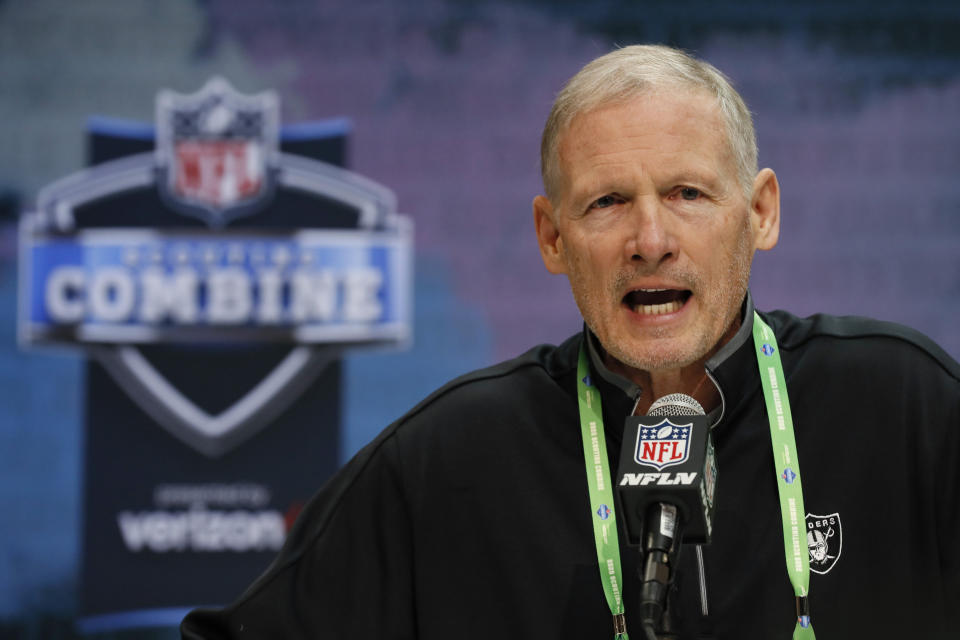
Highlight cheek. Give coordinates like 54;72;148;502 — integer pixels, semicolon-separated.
704;213;753;265
707;217;754;299
566;240;612;289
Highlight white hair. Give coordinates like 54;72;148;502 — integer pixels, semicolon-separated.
540;44;757;200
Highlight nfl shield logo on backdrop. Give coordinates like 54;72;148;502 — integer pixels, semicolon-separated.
635;419;693;471
155;76;279;226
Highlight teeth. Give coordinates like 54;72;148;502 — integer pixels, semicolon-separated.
633;299;683;315
639;288;667;292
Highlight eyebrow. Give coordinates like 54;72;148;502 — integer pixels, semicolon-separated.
662;169;724;190
569;168;726;202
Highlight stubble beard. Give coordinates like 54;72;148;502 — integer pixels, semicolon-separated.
571;218;755;374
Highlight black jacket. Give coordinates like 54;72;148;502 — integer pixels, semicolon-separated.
182;301;960;639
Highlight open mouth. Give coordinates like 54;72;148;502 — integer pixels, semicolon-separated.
623;288;692;316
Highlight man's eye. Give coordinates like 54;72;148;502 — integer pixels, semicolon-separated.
679;187;701;201
590;195;619;209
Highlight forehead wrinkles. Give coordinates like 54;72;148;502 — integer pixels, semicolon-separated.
554;90;736;200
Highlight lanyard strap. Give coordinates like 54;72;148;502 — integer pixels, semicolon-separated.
752;312;816;639
577;345;629;639
578;312;815;639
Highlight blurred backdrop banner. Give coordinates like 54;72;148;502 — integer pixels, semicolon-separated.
17;78;412;631
1;1;958;637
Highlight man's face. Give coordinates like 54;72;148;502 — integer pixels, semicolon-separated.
534;89;778;373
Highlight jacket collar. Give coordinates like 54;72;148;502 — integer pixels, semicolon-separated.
584;292;760;431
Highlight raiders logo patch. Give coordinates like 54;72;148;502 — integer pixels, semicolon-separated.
805;512;842;575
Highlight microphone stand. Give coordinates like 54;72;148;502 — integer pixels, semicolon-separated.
639;502;682;640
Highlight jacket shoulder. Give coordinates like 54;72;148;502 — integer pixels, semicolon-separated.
186;335;583;632
763;309;960;383
393;333;580;425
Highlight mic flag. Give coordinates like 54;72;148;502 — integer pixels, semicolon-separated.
616;393;717;545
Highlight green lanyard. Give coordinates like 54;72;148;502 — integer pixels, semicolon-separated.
752;312;815;639
577;346;629;639
577;311;815;639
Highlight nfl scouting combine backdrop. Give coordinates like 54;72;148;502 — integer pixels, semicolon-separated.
17;78;412;632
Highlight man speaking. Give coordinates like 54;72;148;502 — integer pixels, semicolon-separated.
182;45;959;639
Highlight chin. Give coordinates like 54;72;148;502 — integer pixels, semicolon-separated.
608;339;705;373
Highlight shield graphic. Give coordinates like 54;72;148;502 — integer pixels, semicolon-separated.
19;79;413;458
156;77;278;227
634;418;693;470
805;512;843;575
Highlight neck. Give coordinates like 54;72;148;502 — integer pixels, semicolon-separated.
604;316;741;416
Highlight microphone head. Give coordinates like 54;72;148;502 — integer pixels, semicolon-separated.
647;393;705;417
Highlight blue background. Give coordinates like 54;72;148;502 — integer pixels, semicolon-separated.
0;0;958;636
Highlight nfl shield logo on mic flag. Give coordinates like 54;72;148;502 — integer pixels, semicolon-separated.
635;419;693;470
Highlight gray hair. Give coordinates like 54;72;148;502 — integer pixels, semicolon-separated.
540;44;757;201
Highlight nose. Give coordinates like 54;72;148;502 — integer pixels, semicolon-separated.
624;197;678;267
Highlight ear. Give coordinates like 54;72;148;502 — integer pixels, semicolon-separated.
533;195;567;274
750;168;780;251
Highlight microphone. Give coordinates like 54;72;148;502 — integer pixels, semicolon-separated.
616;393;718;637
